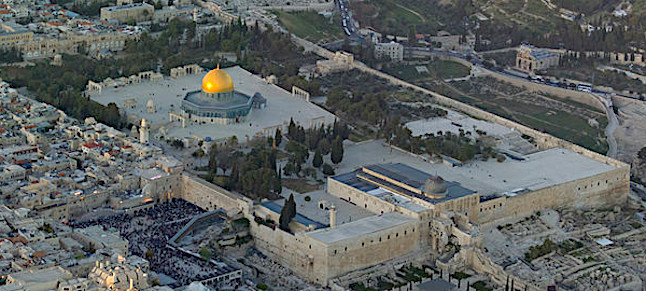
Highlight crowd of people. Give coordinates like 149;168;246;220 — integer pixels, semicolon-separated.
71;199;237;287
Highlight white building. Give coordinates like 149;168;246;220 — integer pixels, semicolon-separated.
374;41;404;61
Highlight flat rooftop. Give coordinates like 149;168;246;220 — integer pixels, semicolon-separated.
332;163;476;205
89;66;336;141
306;212;415;244
278;189;374;226
338;140;617;197
101;3;153;11
8;266;70;283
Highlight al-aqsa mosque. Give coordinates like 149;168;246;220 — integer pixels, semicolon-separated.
180;66;266;125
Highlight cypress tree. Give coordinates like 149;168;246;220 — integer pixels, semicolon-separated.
275;128;282;147
312;149;323;168
279;194;296;231
331;137;344;164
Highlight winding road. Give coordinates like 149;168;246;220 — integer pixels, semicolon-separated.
594;93;619;158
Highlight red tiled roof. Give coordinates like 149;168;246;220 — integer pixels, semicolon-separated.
32;251;47;258
83;143;100;149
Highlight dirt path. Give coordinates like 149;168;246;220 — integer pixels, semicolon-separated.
395;3;425;23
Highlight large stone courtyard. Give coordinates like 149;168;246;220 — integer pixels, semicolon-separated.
89;66;336;141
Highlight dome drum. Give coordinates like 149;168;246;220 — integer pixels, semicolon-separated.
180;66;259;125
422;176;448;198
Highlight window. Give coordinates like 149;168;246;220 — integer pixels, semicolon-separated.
404;230;407;235
396;233;399;237
362;242;365;247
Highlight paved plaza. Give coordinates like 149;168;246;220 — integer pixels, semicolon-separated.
89;66;337;141
405;109;514;138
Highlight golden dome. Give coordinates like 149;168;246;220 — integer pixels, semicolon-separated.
202;67;234;93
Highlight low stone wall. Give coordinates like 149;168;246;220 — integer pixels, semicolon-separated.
255;2;334;11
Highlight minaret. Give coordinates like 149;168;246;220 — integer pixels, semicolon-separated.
329;205;337;228
139;119;149;144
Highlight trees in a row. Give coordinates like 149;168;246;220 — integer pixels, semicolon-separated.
283;119;347;177
381;118;494;162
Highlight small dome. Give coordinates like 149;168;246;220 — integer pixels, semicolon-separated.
423;176;447;195
202;67;234;93
146;99;154;107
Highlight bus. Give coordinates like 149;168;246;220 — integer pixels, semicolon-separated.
576;82;593;93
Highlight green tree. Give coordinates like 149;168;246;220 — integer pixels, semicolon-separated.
279;194;296;231
312;149;323;168
200;246;212;259
274;169;282;193
331;137;344;164
408;25;417;46
145;249;154;260
275;128;282;147
322;163;335;176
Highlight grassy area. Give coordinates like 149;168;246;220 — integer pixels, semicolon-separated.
383;60;470;81
282;178;321;193
525;0;555;16
494;0;525;14
431;60;471;79
351;0;427;35
503;99;608;153
274;10;343;43
483;51;518;68
471;281;493;291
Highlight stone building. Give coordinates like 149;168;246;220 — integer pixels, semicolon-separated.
516;44;560;73
374;41;404;61
100;3;154;24
0;21;33;51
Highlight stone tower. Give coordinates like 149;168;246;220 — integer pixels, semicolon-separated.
139;119;150;144
329;205;337;228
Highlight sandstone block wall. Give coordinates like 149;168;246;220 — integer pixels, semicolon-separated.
249;223;330;285
478;167;629;224
323;219;420;280
178;173;252;214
